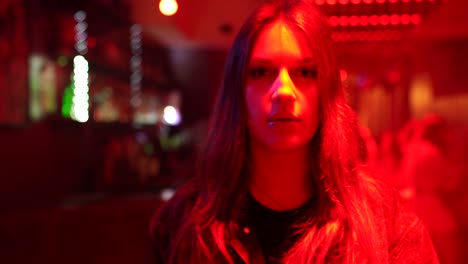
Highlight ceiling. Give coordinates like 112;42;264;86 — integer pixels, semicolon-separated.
411;0;468;40
130;0;466;49
131;0;263;49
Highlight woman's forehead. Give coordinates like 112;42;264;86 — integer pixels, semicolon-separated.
249;19;314;64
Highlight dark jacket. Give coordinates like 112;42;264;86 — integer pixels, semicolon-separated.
148;185;439;264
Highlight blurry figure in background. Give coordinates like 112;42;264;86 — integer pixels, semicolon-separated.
398;113;462;264
148;1;438;263
377;130;403;188
357;125;379;168
455;127;468;262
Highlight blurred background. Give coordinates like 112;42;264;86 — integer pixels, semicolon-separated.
0;0;467;263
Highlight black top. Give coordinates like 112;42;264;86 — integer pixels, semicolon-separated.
245;194;315;263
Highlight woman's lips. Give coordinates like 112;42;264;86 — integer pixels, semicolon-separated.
267;113;300;125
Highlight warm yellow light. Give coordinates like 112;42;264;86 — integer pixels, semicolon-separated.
159;0;178;16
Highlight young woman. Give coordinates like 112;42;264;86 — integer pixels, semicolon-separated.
148;0;439;263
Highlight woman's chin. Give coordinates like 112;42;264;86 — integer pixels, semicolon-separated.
261;137;309;153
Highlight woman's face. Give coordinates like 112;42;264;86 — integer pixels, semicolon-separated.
244;19;320;152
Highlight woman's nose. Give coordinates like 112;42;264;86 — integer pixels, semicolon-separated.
271;68;296;103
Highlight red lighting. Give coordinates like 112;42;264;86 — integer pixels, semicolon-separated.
329;16;339;26
339;32;350;41
389;0;397;3
356;31;367;41
327;0;337;5
369;15;379;26
391;30;401;40
387;69;401;83
339;16;349;26
332;29;402;42
351;0;361;4
339;0;349;4
374;30;384;41
315;0;325;5
390;14;400;25
401;14;410;25
328;14;423;28
411;14;422;24
379;15;390;25
331;32;342;42
349;16;359;26
402;0;410;2
360;15;369;26
363;0;373;4
376;0;386;3
340;70;348;81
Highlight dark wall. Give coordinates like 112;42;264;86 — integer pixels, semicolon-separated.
168;47;228;126
0;119;89;211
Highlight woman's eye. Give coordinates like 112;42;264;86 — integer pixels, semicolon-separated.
249;67;274;78
293;68;318;79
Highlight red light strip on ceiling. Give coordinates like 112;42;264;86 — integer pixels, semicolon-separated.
332;29;402;41
328;14;421;26
315;0;445;5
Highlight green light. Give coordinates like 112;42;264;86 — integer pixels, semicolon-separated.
62;84;74;118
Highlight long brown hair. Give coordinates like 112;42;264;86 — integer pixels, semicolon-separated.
162;0;388;263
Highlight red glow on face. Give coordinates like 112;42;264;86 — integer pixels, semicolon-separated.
245;20;320;152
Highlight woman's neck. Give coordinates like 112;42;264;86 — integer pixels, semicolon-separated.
248;144;313;212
